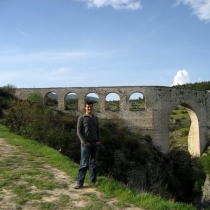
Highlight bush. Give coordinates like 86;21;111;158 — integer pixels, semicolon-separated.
4;101;80;160
1;84;16;95
202;154;210;175
0;85;17;110
169;149;205;203
182;130;189;137
27;91;44;107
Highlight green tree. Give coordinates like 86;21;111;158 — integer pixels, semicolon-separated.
0;84;17;116
173;81;210;90
27;92;44;107
2;84;16;95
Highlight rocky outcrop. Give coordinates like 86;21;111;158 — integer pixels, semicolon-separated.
112;145;168;191
111;141;206;204
0;109;7;119
201;175;210;208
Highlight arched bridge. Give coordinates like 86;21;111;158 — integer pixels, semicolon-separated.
15;86;210;157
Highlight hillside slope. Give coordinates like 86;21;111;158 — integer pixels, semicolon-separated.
0;137;143;210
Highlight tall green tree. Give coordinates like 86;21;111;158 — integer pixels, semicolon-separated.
27;91;44;107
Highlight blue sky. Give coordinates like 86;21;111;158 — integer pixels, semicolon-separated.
0;0;210;88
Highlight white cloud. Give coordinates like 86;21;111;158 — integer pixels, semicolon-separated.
172;70;190;86
175;0;210;22
77;0;142;10
197;77;202;82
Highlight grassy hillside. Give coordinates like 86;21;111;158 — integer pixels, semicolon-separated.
1;84;209;208
0;124;197;210
169;105;191;150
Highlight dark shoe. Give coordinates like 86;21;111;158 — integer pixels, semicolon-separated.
74;185;83;189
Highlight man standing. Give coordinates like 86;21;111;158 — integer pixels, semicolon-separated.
74;101;100;189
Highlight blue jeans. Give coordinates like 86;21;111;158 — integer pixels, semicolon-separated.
77;142;99;186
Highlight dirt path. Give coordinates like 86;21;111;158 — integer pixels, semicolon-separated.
0;138;144;210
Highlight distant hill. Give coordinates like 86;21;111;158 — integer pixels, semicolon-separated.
48;93;98;101
85;96;98;102
66;94;78;100
47;92;58;99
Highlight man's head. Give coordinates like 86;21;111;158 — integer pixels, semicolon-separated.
85;101;93;116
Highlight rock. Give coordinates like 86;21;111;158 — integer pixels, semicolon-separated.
201;175;210;208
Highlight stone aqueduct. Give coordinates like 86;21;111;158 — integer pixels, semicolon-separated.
15;86;210;157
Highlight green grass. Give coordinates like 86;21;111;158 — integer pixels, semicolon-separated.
176;136;188;143
38;202;56;210
170;108;191;120
82;193;114;210
13;184;42;205
0;124;196;210
202;154;210;175
169;106;191;149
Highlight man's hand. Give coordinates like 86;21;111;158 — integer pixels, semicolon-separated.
85;142;100;146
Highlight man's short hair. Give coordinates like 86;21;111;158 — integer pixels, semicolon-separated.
85;101;93;106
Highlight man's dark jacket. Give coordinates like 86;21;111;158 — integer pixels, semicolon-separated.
77;114;100;144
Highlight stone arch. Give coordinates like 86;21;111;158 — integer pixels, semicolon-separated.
85;93;99;112
169;102;200;156
105;93;120;111
65;92;78;110
129;92;145;111
181;103;200;156
45;91;58;109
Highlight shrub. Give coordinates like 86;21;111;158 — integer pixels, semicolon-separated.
0;85;17;110
4;101;80;160
1;84;16;95
27;92;44;107
202;154;210;175
182;130;189;137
